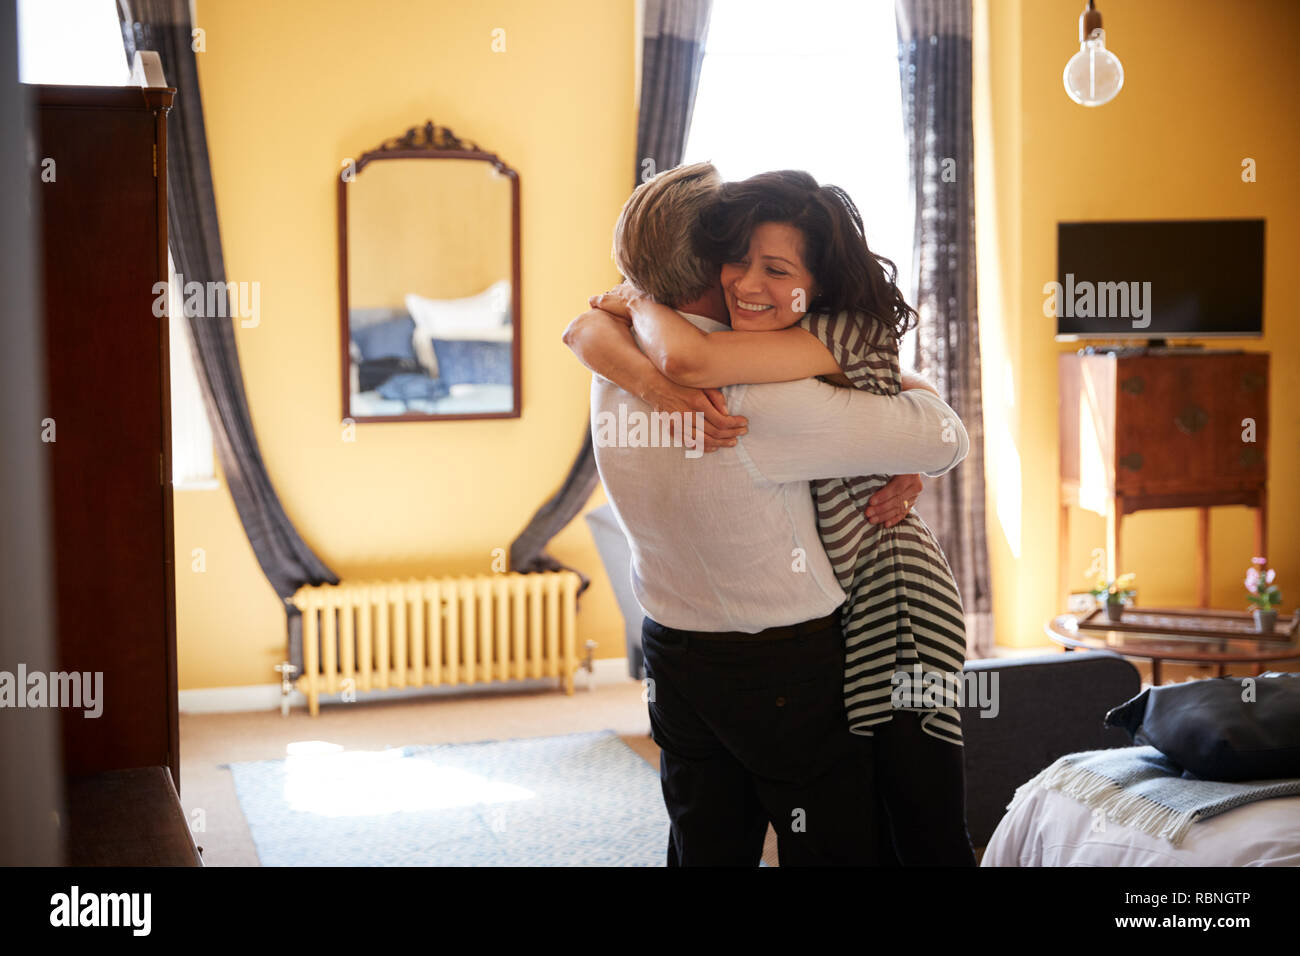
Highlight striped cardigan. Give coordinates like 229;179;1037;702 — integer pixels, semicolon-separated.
800;310;968;747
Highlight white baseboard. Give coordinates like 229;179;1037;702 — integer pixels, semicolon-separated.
178;656;637;715
179;683;289;714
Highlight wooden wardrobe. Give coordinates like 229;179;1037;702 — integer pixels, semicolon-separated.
33;83;180;792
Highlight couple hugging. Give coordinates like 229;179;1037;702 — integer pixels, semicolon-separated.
564;162;976;866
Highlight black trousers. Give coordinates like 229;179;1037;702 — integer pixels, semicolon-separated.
641;613;976;867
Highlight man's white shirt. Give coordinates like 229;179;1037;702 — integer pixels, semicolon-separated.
591;311;969;633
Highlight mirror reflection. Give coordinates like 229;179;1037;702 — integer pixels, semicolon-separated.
345;156;517;419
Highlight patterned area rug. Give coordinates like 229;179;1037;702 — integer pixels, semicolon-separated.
227;730;669;866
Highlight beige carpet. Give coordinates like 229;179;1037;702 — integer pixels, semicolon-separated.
179;679;782;866
185;647;1223;867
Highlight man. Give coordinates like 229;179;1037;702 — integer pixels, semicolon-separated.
563;162;969;866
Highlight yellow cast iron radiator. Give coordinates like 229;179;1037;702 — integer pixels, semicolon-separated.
291;571;580;716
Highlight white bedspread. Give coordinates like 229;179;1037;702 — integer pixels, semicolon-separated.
982;787;1300;866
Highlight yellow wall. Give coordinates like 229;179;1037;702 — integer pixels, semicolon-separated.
178;0;634;689
976;0;1300;647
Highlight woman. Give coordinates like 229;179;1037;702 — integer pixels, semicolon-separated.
589;169;975;865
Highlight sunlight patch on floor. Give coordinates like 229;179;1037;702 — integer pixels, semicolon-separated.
281;747;536;817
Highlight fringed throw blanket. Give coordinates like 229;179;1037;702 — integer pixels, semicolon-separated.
1007;746;1300;847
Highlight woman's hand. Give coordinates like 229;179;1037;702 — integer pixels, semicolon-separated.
866;474;923;527
643;381;748;452
588;281;646;321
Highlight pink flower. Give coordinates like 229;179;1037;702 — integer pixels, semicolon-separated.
1266;569;1276;584
1245;568;1260;593
1252;556;1267;566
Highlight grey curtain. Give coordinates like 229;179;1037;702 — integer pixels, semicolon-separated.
508;426;600;590
633;0;713;184
119;0;338;680
510;0;712;677
896;0;994;659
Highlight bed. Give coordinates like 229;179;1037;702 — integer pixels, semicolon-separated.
957;653;1300;865
983;780;1300;866
975;668;1300;866
347;293;514;417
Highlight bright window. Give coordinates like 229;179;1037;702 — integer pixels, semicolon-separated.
19;0;216;489
166;254;218;488
17;0;128;85
683;0;915;360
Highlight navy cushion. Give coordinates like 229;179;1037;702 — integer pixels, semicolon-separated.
376;372;450;402
1105;673;1300;781
429;339;512;385
358;357;420;392
351;316;417;361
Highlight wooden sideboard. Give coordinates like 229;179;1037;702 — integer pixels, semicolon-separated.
1058;349;1269;609
66;768;203;866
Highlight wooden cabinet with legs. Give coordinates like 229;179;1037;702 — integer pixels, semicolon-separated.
1058;350;1269;610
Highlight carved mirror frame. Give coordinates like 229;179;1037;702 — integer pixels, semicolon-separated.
338;121;521;422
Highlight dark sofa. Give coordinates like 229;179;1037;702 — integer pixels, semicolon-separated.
957;651;1140;847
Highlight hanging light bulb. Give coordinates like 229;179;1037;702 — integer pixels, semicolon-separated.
1063;1;1124;106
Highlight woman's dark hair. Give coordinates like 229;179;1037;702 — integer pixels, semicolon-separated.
691;170;918;341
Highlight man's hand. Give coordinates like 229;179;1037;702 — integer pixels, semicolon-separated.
646;382;747;453
866;473;923;527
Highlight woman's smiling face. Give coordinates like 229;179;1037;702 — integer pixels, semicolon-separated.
719;221;817;331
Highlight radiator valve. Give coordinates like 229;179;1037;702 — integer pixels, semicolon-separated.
579;640;598;691
274;662;299;716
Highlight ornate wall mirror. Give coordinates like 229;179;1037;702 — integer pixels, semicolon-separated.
339;122;520;421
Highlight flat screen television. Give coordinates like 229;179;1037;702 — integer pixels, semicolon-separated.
1054;219;1265;339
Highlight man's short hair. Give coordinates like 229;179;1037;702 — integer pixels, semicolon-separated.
612;162;720;307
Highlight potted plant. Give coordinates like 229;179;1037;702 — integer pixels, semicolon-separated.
1245;557;1282;632
1091;573;1137;623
